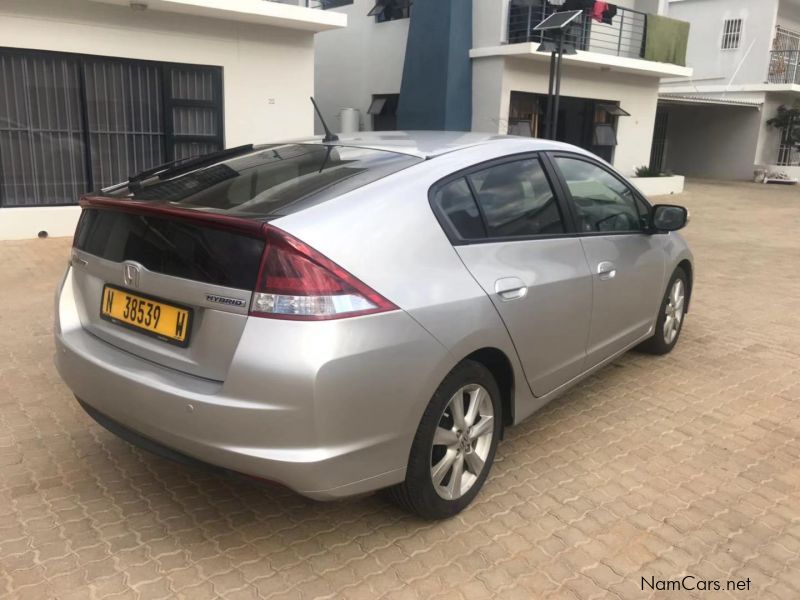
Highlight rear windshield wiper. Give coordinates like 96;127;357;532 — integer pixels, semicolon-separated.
101;144;255;194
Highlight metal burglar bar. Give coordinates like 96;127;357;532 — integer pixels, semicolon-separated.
769;26;800;84
507;2;647;61
721;18;743;50
777;126;799;167
84;59;165;192
0;47;223;207
0;53;88;206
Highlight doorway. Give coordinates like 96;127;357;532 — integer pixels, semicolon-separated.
507;91;626;163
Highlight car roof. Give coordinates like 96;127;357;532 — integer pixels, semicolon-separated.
291;131;582;159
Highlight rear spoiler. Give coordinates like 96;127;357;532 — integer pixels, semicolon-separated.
79;195;267;238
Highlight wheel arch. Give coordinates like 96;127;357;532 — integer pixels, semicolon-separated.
463;347;515;432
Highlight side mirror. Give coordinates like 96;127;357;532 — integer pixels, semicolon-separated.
652;204;689;232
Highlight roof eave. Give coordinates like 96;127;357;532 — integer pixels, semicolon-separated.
89;0;348;32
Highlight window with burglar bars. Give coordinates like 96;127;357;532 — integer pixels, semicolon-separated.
721;19;743;50
0;48;223;207
777;126;800;167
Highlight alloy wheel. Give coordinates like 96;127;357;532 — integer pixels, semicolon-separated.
663;278;685;345
429;384;494;500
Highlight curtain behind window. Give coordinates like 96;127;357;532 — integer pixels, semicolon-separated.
0;53;88;206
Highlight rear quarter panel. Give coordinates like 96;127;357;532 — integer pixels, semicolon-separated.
271;140;554;426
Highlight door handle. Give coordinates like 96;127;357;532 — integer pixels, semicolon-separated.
597;261;617;280
494;277;527;301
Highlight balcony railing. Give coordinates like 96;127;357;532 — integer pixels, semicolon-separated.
768;26;800;84
507;2;647;61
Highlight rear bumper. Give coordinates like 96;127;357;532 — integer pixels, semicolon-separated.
54;267;451;500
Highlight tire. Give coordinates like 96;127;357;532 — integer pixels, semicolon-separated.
638;267;688;355
387;360;502;520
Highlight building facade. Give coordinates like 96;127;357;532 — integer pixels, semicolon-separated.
314;0;691;178
656;0;800;180
0;0;345;240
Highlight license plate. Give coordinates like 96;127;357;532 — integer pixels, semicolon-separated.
101;285;192;346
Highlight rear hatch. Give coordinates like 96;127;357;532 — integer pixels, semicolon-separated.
68;143;421;381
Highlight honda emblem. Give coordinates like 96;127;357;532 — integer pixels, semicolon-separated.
123;263;140;288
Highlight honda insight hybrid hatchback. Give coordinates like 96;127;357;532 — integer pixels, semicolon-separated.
55;132;693;519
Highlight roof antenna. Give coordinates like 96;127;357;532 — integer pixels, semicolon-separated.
310;97;339;143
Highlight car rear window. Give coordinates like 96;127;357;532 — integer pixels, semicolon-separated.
108;144;423;217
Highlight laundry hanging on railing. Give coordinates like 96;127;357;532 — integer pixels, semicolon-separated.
592;1;618;25
643;14;690;66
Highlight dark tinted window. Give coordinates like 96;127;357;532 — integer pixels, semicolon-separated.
75;209;265;289
109;145;423;217
468;158;565;238
554;156;645;233
433;178;486;239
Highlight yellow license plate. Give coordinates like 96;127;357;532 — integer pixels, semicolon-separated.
101;286;192;346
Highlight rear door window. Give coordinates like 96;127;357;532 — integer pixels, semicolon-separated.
467;158;565;238
431;178;487;240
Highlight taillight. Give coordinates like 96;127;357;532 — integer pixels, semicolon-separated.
250;226;397;320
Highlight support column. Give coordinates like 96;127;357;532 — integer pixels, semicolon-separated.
396;0;473;131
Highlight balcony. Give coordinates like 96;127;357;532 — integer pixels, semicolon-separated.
768;26;800;85
503;2;689;70
509;3;645;59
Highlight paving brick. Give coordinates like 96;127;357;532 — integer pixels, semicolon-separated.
2;180;799;598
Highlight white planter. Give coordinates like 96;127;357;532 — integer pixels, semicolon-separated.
763;165;800;183
631;175;685;197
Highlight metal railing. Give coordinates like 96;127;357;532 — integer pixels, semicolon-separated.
777;125;800;166
769;50;800;84
768;26;800;84
507;2;647;61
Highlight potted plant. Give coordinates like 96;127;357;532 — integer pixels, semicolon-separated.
631;165;684;195
635;165;665;178
767;100;800;153
765;101;800;184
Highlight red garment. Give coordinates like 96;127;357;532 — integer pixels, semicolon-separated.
592;1;608;22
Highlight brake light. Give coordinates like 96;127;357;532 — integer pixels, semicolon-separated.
250;226;397;320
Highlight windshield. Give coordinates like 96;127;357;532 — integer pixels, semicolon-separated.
107;144;423;217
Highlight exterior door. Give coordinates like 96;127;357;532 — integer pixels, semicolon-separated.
431;155;593;397
549;154;665;366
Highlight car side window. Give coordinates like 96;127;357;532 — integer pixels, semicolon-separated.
554;156;646;233
467;158;565;238
432;177;487;240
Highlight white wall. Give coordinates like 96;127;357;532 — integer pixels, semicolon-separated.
474;57;661;176
666;0;779;86
0;0;318;145
314;0;409;132
777;1;800;32
473;0;510;48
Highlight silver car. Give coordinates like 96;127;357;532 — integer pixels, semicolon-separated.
54;132;693;519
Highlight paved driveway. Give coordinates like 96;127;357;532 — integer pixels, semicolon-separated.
1;180;799;600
